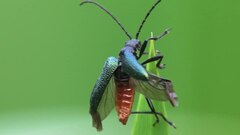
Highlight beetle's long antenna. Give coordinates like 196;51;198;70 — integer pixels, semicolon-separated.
80;0;132;39
135;0;162;39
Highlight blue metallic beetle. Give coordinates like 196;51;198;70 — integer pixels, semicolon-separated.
80;0;178;131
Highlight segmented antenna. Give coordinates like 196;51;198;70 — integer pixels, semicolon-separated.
135;0;162;39
80;0;132;39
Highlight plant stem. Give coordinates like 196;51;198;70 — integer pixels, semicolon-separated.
131;33;168;135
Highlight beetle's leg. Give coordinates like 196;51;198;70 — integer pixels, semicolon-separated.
137;29;170;59
139;50;160;57
141;55;165;69
155;50;160;54
137;40;148;59
145;97;160;126
131;111;176;128
147;29;171;41
145;98;176;128
131;97;176;128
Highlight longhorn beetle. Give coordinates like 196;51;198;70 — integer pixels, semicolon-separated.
80;0;178;131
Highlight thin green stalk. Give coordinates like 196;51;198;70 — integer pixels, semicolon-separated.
131;33;168;135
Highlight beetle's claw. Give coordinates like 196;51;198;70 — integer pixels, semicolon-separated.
157;64;165;69
153;119;159;127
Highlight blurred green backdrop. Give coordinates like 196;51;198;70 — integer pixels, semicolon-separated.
0;0;240;135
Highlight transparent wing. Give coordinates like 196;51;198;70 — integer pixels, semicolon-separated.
89;57;118;131
97;77;115;121
134;73;178;107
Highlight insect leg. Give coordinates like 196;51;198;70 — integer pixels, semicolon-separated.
147;29;171;41
131;97;176;128
145;97;160;126
146;98;176;128
137;41;160;59
141;55;165;69
131;111;176;128
137;29;171;59
137;40;148;59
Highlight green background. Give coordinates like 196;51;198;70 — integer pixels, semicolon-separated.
0;0;239;134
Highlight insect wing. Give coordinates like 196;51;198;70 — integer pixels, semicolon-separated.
134;73;178;107
96;77;115;120
89;57;118;131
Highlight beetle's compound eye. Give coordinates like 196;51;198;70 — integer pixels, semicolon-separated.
136;42;141;50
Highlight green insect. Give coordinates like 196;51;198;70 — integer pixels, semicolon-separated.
80;0;178;131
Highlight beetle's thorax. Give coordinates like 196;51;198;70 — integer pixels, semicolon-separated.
124;39;140;50
119;39;139;56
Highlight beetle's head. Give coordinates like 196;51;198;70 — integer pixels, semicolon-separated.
125;39;141;50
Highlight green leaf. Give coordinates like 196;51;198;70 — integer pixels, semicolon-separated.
131;33;168;135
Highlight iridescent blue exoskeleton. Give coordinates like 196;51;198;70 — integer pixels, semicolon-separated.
80;0;178;131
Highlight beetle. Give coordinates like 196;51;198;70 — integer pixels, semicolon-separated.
80;0;178;131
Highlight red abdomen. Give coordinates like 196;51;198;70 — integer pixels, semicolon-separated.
115;80;135;125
